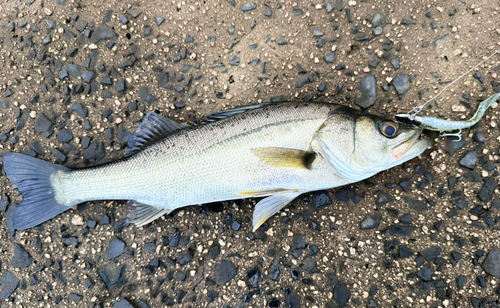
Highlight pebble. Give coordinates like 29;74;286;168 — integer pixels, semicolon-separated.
478;177;496;201
106;238;125;260
325;2;334;13
360;214;381;229
444;137;466;156
0;271;19;300
481;246;500;278
11;244;32;268
417;266;432;281
392;74;411;96
404;197;428;211
276;37;287;45
99;264;126;288
247;269;260;288
154;16;165;26
214;261;237;285
372;13;382;26
334;282;351;307
268;254;281;280
419;246;441;261
90;24;117;43
313;29;324;37
373;26;382;35
355;74;376;108
114;299;134;308
311;190;332;209
84;142;106;163
324;53;336;63
35;115;54;138
459;151;477;169
390;56;400;69
241;3;257;11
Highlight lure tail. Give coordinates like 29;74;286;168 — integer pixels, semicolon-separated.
2;153;71;230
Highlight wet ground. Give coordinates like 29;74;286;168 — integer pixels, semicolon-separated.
1;0;500;307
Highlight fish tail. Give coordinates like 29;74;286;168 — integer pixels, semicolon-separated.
2;153;71;230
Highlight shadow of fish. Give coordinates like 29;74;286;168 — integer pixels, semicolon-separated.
2;102;432;231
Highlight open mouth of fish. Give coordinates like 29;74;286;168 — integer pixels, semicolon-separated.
391;128;433;161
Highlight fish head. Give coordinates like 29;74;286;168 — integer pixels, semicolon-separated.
353;115;433;170
314;109;433;178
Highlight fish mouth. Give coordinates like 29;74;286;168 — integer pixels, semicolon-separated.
392;129;433;161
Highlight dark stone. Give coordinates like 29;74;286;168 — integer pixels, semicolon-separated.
53;149;66;162
99;264;126;288
417;266;432;281
399;246;413;258
247;269;260;288
444;137;466;156
360;213;381;229
404;197;427;211
58;130;73;142
392;74;411;96
376;192;392;205
35;114;53;138
177;251;193;265
355;74;376;108
482;246;500;278
457;275;467;289
69;293;83;301
241;3;257;11
420;246;441;261
478;177;497;202
84;142;106;163
214;261;237;285
114;299;134;308
106;238;125;260
154;16;165;26
311;190;332;209
269;254;280;280
334;282;350;306
302;257;320;273
90;24;117;43
0;271;19;300
390;225;414;236
276;37;287;45
12;244;32;268
324;53;336;63
293;234;306;250
459;151;477;169
390;56;400;69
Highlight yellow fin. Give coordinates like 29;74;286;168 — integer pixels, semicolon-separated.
251;147;316;169
252;191;302;231
238;188;298;197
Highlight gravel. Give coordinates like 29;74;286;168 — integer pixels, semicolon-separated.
0;271;19;300
214;261;237;285
11;244;32;268
355;74;377;108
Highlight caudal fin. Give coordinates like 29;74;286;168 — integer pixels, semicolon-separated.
2;153;71;230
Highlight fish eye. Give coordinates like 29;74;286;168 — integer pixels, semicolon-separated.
379;121;399;138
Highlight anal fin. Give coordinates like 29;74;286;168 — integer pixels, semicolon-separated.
252;147;316;170
252;192;302;231
128;203;171;227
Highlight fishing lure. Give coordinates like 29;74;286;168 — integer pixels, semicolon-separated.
395;93;499;141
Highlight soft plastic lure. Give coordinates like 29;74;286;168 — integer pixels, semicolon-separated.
395;93;500;141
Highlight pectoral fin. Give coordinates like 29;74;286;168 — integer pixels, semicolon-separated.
252;192;302;231
128;203;172;227
252;147;316;170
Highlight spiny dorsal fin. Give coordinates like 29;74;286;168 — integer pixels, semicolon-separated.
252;147;316;170
128;202;171;227
204;103;274;122
126;112;190;157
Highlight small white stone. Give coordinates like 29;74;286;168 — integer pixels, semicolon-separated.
72;215;84;226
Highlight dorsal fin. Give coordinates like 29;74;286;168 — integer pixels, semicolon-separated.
126;112;189;157
204;103;274;122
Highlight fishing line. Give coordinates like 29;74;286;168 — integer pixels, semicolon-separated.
406;48;500;118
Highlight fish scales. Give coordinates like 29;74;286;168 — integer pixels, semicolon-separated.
57;103;338;208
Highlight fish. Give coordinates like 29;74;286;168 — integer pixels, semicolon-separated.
2;102;432;231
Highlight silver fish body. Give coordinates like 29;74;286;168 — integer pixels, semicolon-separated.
3;102;432;230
